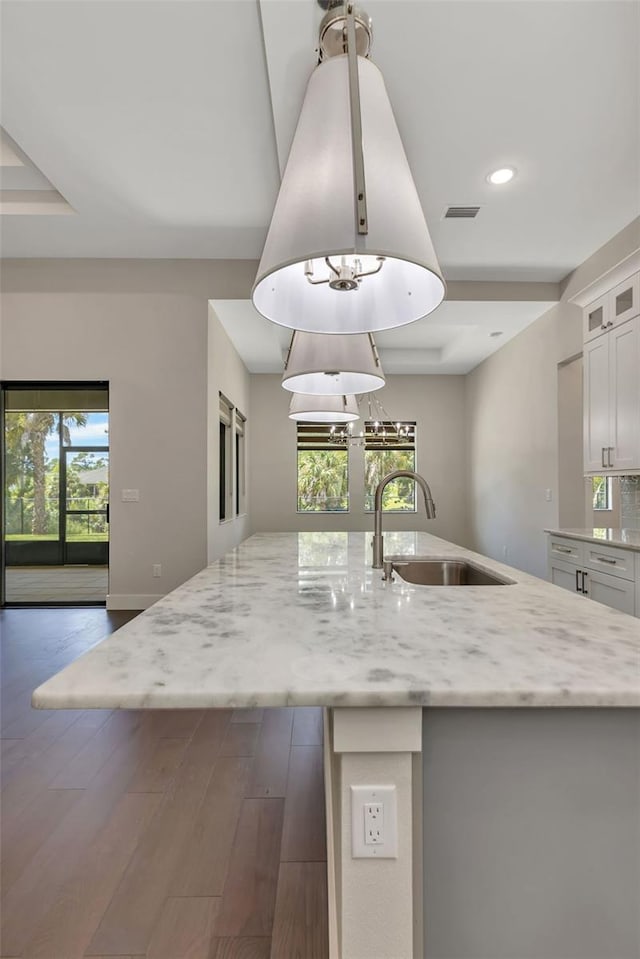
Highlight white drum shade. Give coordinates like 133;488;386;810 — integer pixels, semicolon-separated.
282;332;384;395
288;393;360;423
252;54;445;334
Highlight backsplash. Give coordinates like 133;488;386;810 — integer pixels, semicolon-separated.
620;476;640;528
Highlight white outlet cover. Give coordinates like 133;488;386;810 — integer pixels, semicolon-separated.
121;489;140;502
351;785;398;859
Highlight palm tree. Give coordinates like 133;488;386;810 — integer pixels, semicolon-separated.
5;411;87;535
298;451;348;511
364;449;415;510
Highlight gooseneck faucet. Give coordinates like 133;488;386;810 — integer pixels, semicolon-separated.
372;470;436;569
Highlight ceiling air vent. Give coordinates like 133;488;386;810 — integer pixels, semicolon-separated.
444;206;481;219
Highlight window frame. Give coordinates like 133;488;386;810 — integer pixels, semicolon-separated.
296;423;350;514
235;410;246;517
219;394;233;523
592;475;613;512
364;421;417;513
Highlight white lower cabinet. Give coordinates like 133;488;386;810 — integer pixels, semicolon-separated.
583;568;635;616
547;535;637;617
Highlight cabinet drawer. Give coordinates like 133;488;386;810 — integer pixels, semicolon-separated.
548;536;583;564
583;542;635;581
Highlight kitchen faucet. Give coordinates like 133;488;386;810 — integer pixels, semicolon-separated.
372;470;436;569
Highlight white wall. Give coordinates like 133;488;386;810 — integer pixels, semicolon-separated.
1;290;208;606
208;304;251;562
1;259;256;606
466;306;561;578
249;374;470;547
466;218;640;578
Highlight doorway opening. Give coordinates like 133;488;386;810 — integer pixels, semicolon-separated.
1;382;109;606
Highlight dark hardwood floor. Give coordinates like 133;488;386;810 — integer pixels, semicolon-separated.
0;608;328;959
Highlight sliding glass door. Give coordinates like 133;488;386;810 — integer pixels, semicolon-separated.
2;383;109;605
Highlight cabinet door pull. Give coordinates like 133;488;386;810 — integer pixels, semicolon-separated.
582;571;588;595
556;546;572;554
575;570;581;592
601;447;606;468
596;556;617;565
607;447;614;468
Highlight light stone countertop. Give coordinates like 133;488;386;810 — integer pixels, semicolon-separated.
545;528;640;551
33;531;640;710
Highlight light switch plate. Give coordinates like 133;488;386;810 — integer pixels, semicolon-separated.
121;489;140;502
351;785;398;859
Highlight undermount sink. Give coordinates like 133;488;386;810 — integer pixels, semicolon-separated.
385;557;515;587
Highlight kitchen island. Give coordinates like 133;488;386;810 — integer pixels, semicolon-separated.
34;531;640;959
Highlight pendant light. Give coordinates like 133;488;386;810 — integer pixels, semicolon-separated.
288;393;360;423
282;331;384;395
252;2;445;335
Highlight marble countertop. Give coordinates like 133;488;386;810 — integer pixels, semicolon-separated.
545;528;640;552
33;531;640;710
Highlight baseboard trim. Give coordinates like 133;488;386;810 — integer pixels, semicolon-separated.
106;593;162;610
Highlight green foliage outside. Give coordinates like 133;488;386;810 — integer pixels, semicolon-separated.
296;447;417;512
4;411;109;541
364;450;416;511
592;475;610;511
297;450;349;512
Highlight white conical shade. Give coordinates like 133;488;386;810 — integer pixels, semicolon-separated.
288;393;360;423
282;332;384;395
252;54;445;335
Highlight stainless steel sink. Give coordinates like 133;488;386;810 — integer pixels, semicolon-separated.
385;558;514;587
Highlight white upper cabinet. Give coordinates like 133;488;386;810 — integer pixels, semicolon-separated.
583;332;612;471
611;273;640;327
610;317;640;470
583;294;610;343
584;314;640;473
583;271;639;343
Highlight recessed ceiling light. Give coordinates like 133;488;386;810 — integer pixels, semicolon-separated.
489;331;504;338
487;167;516;186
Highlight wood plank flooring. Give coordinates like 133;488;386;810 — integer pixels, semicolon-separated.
0;608;328;959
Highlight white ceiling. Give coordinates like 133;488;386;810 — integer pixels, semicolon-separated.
212;297;555;375
1;1;638;372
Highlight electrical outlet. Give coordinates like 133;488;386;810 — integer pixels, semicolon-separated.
545;488;552;502
364;802;384;844
351;785;397;859
152;564;162;578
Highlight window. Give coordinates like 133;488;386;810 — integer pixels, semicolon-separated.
364;422;416;512
592;475;612;511
219;394;233;522
297;424;349;512
235;411;246;516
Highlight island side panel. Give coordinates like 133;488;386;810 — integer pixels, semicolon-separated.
330;707;423;959
422;708;640;959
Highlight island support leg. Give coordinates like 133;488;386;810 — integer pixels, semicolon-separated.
325;707;422;959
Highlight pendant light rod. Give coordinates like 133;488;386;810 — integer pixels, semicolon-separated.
367;332;381;368
346;3;368;236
